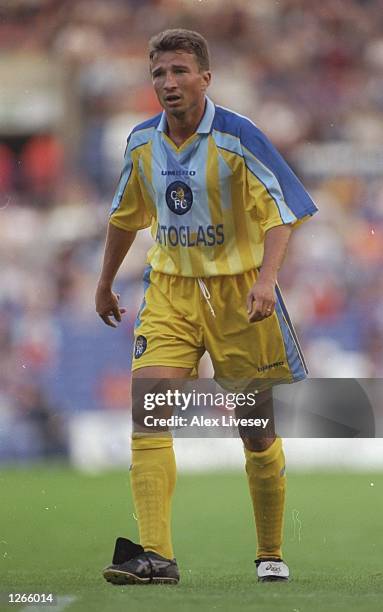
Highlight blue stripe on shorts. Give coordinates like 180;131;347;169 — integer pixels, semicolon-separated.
274;285;308;381
134;264;152;329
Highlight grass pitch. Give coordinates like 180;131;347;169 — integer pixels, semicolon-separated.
1;466;383;612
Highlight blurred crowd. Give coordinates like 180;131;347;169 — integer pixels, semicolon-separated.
1;0;383;460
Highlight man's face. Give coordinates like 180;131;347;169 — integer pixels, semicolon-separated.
150;50;211;118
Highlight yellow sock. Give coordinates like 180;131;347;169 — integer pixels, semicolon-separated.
244;437;286;559
130;434;176;560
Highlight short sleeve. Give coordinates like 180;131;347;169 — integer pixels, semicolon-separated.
109;134;153;232
240;120;318;231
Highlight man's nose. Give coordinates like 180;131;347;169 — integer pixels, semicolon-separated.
163;72;177;89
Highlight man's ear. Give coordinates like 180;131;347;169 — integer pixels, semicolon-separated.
202;70;212;91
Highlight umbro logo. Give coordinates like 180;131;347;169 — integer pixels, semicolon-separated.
257;361;284;373
161;170;196;176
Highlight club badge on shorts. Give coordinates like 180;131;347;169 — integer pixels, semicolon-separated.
134;335;147;359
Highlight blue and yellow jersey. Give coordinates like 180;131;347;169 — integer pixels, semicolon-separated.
110;97;317;277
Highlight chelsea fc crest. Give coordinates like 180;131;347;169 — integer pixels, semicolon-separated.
166;181;193;215
134;335;147;359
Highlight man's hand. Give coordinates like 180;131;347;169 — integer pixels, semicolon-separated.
95;224;136;328
95;283;127;328
247;224;293;322
247;276;276;322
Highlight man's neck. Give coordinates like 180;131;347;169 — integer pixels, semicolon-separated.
166;99;206;147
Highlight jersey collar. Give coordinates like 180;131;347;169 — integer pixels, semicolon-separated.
156;96;215;135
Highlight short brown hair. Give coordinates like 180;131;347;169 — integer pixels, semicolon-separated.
149;29;210;71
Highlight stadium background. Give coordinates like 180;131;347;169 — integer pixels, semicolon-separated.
1;0;383;464
1;2;383;610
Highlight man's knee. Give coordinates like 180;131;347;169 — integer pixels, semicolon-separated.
242;436;276;452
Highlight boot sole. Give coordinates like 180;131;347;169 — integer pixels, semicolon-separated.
103;568;179;585
258;576;289;583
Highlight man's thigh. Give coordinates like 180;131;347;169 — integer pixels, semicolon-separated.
202;270;307;389
132;266;205;376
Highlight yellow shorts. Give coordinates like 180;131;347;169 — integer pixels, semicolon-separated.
132;265;307;388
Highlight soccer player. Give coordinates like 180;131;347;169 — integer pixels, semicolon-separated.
95;29;317;585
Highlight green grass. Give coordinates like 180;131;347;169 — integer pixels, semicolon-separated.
1;467;383;611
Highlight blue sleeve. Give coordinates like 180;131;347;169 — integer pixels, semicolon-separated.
240;119;318;222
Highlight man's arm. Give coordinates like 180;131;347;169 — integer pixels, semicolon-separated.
95;223;137;327
247;224;292;323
